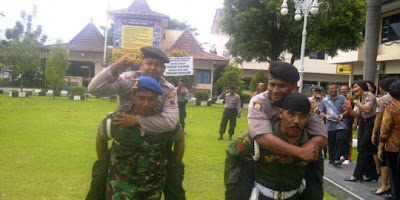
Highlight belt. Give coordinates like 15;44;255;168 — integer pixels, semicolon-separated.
253;179;306;200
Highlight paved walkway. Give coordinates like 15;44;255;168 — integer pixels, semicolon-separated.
323;160;389;200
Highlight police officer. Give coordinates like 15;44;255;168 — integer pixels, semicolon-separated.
218;85;241;140
248;61;327;200
95;76;184;200
177;79;188;133
309;86;323;116
88;46;186;200
251;82;266;98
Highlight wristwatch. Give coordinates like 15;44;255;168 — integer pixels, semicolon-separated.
353;100;357;104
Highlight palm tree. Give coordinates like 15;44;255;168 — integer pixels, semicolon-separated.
363;0;381;81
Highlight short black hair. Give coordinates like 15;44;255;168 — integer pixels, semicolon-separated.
351;80;369;91
179;79;185;83
365;80;377;94
340;84;350;90
389;80;400;99
380;76;399;92
229;85;236;90
326;82;338;90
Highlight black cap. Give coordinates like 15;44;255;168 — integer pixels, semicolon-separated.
269;61;300;83
282;93;311;114
140;46;170;63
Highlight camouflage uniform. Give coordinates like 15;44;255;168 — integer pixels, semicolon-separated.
103;112;181;200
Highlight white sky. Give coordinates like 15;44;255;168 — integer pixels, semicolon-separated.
0;0;224;48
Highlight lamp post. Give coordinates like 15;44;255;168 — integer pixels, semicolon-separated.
280;0;320;93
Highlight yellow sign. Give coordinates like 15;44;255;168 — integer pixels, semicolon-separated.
111;49;142;64
121;26;153;49
336;64;351;74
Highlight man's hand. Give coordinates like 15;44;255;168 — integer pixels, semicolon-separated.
386;100;400;116
343;104;351;113
298;144;319;161
352;123;357;131
237;113;241;118
346;94;355;102
324;114;331;120
371;134;377;146
110;54;136;76
113;113;139;127
339;114;344;121
377;149;384;162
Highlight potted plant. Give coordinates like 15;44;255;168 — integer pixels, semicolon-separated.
194;90;210;106
67;86;86;100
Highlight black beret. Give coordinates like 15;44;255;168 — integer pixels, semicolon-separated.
269;61;300;82
140;46;170;63
282;93;311;114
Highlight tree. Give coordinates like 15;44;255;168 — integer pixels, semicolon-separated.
363;0;381;81
2;7;47;91
221;0;366;63
250;70;268;92
45;41;70;99
217;62;243;92
168;19;199;35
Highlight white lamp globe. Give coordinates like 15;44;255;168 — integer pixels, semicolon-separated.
280;7;289;15
294;14;302;21
310;6;319;15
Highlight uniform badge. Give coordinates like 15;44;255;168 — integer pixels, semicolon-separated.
238;136;250;151
168;92;176;104
254;102;262;110
377;99;381;107
264;155;275;163
132;79;139;89
298;161;308;166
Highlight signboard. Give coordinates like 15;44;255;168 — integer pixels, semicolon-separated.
112;17;162;62
111;49;141;64
336;64;351;74
164;57;194;76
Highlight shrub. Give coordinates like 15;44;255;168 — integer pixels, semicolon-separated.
68;86;86;96
239;92;251;103
194;90;210;101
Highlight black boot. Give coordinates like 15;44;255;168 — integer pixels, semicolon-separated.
218;134;223;140
228;135;232;140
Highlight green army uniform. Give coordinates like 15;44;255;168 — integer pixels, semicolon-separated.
224;121;309;200
102;112;182;200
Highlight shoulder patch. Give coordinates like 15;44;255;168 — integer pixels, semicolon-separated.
168;92;176;104
253;102;262;110
377;99;381;108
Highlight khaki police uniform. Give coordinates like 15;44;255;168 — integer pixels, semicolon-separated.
218;92;241;138
248;91;327;200
88;67;178;134
177;86;188;131
352;91;378;180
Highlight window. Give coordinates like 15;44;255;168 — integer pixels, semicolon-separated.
309;51;325;60
196;69;211;84
382;13;400;43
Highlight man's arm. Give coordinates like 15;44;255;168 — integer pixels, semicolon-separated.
371;113;383;145
174;133;185;160
96;126;108;159
88;55;135;97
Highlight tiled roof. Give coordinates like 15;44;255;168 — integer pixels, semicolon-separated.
166;29;228;61
108;0;169;19
42;22;105;53
65;22;105;53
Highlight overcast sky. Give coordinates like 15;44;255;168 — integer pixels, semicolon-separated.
0;0;224;48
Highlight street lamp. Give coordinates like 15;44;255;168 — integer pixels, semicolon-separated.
280;0;320;93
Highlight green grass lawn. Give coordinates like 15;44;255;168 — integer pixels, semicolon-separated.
0;94;337;199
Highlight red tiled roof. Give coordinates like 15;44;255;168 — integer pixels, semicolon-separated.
166;29;228;61
42;22;105;53
108;0;169;20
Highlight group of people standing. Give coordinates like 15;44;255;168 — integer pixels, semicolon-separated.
309;77;400;199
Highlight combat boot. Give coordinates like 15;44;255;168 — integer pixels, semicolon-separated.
218;134;223;140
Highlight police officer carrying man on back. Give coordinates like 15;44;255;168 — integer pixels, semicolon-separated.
88;46;186;200
247;61;328;200
218;85;241;140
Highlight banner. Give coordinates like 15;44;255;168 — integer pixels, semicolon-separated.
111;49;141;64
112;17;162;61
164;57;194;76
336;64;351;74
